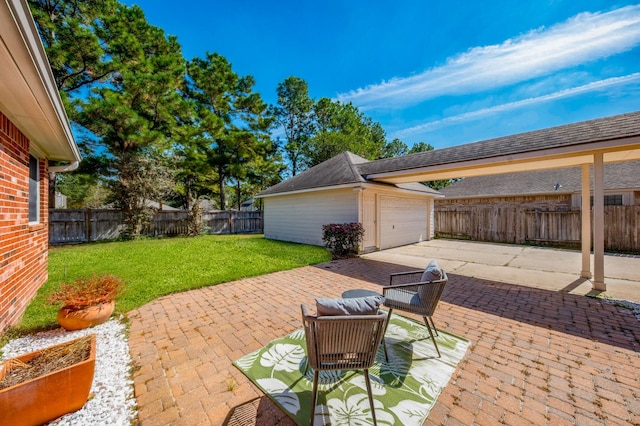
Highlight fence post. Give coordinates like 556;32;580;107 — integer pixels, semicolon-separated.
86;208;92;243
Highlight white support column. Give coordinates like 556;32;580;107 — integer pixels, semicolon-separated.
593;153;606;290
581;164;592;279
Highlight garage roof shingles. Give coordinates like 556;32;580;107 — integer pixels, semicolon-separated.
257;151;438;197
257;152;367;196
359;110;640;175
440;160;640;198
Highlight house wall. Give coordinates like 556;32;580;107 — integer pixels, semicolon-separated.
0;111;49;333
263;188;359;246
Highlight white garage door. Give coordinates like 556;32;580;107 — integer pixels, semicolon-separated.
380;195;428;249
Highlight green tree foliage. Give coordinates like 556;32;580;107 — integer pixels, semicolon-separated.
272;76;314;176
305;98;387;167
55;155;110;207
32;1;450;226
111;152;176;238
409;141;435;153
72;4;185;237
381;138;409;158
29;0;118;104
29;0;120;206
185;52;273;211
171;123;219;235
228;144;284;211
273;77;410;170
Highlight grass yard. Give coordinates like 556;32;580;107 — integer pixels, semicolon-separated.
11;234;331;336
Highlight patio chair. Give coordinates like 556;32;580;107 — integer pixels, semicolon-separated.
301;304;387;426
382;260;448;358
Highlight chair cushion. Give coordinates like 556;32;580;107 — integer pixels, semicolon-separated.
383;288;425;313
316;295;383;316
420;259;442;282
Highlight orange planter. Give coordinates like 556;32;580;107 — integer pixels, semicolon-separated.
57;301;115;330
0;334;96;426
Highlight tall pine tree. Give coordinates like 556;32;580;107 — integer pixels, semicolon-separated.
73;4;186;237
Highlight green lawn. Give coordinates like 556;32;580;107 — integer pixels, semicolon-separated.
11;234;331;336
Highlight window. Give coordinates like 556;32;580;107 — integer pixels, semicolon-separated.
604;195;623;206
589;194;624;207
29;155;40;222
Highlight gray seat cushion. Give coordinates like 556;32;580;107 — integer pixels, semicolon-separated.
316;295;384;316
383;288;424;312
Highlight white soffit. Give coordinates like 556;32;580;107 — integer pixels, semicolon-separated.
0;0;79;162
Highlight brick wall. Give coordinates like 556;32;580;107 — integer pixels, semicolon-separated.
0;111;49;334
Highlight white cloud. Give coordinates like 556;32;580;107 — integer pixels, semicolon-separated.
392;73;640;138
337;5;640;110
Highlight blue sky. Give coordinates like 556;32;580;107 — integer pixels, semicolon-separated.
126;0;640;150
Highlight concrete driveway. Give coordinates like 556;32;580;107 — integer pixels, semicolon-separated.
362;239;640;303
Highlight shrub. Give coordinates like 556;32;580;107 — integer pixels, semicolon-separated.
47;274;123;310
321;222;365;259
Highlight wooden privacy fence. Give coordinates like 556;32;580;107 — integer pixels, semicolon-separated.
49;209;263;245
435;205;640;252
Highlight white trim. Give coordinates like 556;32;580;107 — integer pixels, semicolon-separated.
256;181;440;199
28;154;40;224
257;183;362;198
49;161;79;173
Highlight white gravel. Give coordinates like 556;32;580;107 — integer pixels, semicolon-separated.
1;318;136;425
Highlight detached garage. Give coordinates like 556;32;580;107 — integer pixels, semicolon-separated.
256;152;440;251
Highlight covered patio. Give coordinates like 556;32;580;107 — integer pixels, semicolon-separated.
128;241;640;425
360;110;640;291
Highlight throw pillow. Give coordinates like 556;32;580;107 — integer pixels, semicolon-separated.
316;295;383;316
420;259;443;282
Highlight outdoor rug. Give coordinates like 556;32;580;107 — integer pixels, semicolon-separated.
233;314;470;426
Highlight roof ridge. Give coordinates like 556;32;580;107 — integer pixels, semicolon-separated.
342;151;368;182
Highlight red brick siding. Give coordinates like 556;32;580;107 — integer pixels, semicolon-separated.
0;110;49;334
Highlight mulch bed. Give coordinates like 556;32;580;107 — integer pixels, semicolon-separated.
0;335;92;390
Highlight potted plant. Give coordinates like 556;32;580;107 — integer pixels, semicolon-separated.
0;334;96;426
48;274;123;331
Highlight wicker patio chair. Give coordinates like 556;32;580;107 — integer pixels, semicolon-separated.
382;267;448;358
301;304;387;426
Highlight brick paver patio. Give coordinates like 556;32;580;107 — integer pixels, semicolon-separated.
127;257;640;425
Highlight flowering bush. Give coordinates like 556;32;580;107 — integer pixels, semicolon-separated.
321;222;365;258
47;274;123;310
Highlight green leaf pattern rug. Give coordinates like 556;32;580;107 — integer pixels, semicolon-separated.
234;314;470;426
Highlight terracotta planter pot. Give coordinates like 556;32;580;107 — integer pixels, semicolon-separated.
0;334;96;426
57;300;115;331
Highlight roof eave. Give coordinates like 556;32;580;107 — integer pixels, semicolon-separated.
366;136;640;184
256;181;442;199
256;183;363;198
0;0;80;163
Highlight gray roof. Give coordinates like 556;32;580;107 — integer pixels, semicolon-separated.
257;151;440;197
259;111;640;197
359;111;640;176
440;160;640;198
